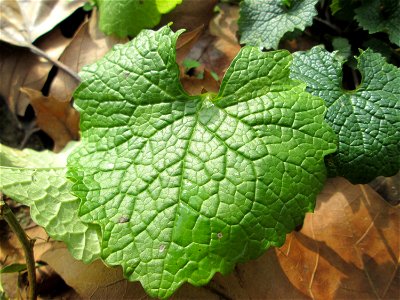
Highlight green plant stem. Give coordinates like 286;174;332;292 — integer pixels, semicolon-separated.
0;201;36;300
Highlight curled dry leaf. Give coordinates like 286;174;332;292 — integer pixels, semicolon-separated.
0;0;85;47
207;3;241;77
20;88;79;152
369;172;400;206
49;9;128;101
175;25;204;65
175;25;221;95
0;28;70;116
277;177;400;299
186;3;241;78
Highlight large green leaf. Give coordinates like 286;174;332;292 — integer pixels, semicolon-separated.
355;0;400;46
67;26;336;298
0;143;101;263
291;46;400;183
238;0;319;49
96;0;182;37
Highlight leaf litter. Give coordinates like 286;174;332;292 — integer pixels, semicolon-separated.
38;177;399;299
49;9;128;102
20;88;80;152
0;0;399;298
0;27;70;117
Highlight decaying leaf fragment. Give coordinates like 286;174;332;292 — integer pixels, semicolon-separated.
20;88;79;152
49;9;128;101
0;28;70;116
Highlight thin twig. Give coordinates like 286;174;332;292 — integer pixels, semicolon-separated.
314;17;342;34
29;44;81;82
0;199;37;300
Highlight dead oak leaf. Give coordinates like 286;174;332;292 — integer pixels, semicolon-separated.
20;88;79;152
176;25;204;66
0;27;70;116
0;225;54;299
277;177;400;299
49;9;127;102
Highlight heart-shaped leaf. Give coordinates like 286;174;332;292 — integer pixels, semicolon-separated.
67;26;336;298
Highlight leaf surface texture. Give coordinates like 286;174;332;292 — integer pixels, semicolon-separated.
238;0;319;49
0;143;101;263
355;0;400;46
291;46;400;183
67;26;336;298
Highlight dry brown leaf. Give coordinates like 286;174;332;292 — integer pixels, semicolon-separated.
20;88;79;152
280;36;319;53
369;172;400;206
0;223;50;266
181;69;220;95
176;25;204;65
199;178;400;299
0;0;85;47
0;27;70;116
207;249;309;299
160;0;218;32
206;3;241;77
277;177;400;299
49;10;127;101
185;3;241;79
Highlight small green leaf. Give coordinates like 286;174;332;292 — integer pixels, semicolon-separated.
183;59;201;70
238;0;319;49
83;1;94;12
332;37;351;61
96;0;182;37
291;46;400;183
330;0;342;14
0;263;27;274
0;143;101;263
210;70;219;81
363;38;394;61
68;26;336;298
355;0;400;46
280;0;292;8
329;0;357;20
